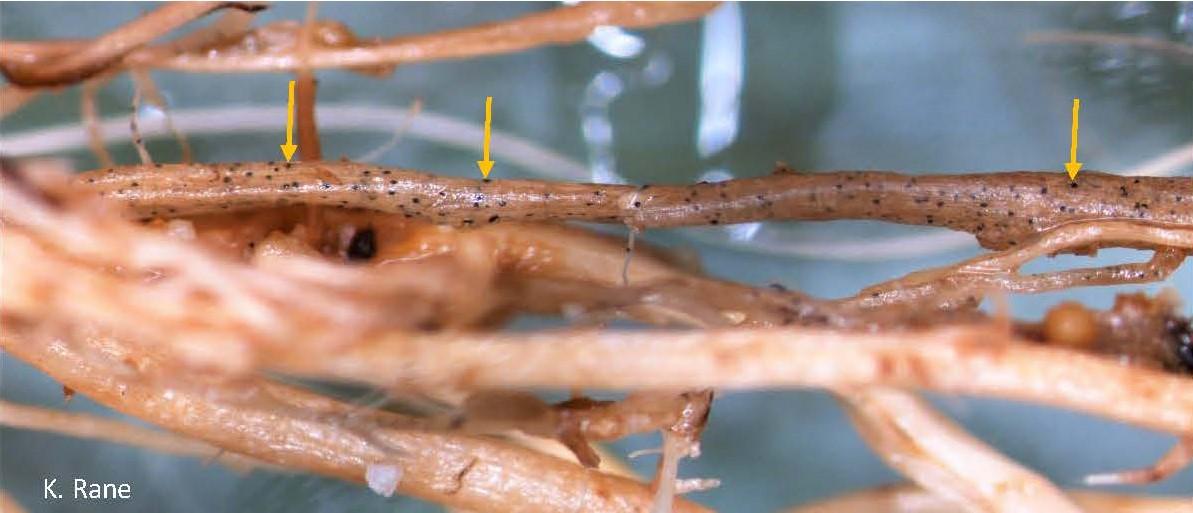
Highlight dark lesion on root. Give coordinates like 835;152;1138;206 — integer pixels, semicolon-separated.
1016;293;1193;374
441;390;715;468
346;226;377;261
1169;317;1193;373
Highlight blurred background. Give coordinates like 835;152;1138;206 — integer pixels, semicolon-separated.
2;2;1191;511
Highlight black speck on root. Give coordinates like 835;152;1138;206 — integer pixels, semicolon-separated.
76;162;1193;251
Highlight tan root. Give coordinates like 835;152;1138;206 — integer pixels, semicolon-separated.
3;3;1192;512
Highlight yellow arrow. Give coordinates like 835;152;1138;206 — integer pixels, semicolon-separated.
476;96;495;178
1065;98;1082;180
279;80;298;162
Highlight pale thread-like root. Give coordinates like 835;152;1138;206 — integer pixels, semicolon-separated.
0;489;29;513
786;484;1193;513
851;223;1193;309
356;98;424;162
130;69;193;162
649;389;714;513
81;76;115;168
1084;437;1193;486
0;85;40;118
1025;31;1193;64
0;328;711;513
0;399;275;473
650;431;686;513
129;84;154;165
836;387;1083;513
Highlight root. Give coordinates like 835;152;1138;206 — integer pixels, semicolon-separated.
0;326;710;513
0;490;28;513
129;84;154;165
0;85;40;118
850;223;1192;309
265;324;1193;436
1084;437;1193;486
81;76;115;167
356;98;423;162
130;69;192;162
294;2;322;162
837;387;1082;513
73;162;1193;252
0;3;713;79
787;484;1193;513
1025;31;1193;64
5;4;1193;511
448;390;712;468
0;399;274;473
0;2;265;87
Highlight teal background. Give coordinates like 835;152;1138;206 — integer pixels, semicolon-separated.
2;2;1191;511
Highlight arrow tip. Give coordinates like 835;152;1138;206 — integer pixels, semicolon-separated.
280;144;298;162
1064;162;1082;181
476;160;495;179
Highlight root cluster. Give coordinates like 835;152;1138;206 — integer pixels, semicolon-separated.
2;3;1191;513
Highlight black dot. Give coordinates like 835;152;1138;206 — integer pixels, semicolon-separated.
346;228;376;261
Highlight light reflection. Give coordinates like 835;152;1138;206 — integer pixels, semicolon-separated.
1178;3;1191;36
579;31;674;184
588;25;645;59
137;103;166;122
699;168;761;242
695;3;751;243
581;70;628;184
641;53;674;87
696;2;743;159
1117;2;1150;20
